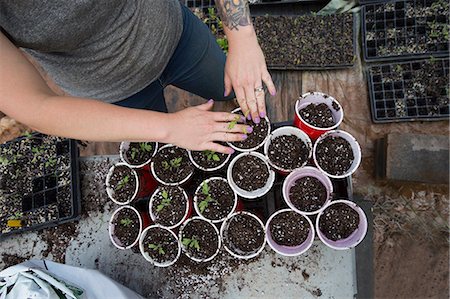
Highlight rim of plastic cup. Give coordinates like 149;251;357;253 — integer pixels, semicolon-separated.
315;199;368;250
226;107;271;152
178;216;221;262
109;205;143;250
263;126;313;173
220;211;266;259
150;144;194;186
139;224;181;267
148;186;190;230
227;151;275;199
295;91;344;131
106;163;139;205
313;130;362;179
187;149;231;172
282;166;333;216
119;141;159;168
265;208;315;257
193;177;238;223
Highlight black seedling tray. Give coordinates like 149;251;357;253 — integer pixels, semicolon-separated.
0;133;81;239
367;57;449;122
361;0;450;62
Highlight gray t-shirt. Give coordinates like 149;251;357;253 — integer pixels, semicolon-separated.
0;0;183;102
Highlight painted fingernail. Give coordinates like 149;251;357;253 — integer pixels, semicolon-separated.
254;117;260;124
208;99;214;103
259;111;266;118
270;91;276;96
247;114;252;120
224;91;227;97
246;126;253;133
241;134;248;140
240;115;246;122
228;148;235;155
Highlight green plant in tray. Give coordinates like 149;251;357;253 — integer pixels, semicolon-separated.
182;236;200;251
156;190;172;212
120;217;133;227
148;243;165;255
204;150;220;162
198;181;218;213
162;157;182;171
115;175;130;191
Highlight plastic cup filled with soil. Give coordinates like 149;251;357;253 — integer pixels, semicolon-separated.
313;130;362;179
265;208;315;257
220;211;266;259
316;200;368;250
119;141;158;168
106;163;139;205
179;216;221;262
264;126;312;173
227;152;275;199
149;186;191;230
294;92;344;140
109;205;143;250
193;177;237;223
150;144;194;186
188;148;231;172
139;224;181;267
282;166;333;215
227;108;271;152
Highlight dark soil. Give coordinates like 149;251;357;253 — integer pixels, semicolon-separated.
223;213;265;255
195;179;235;221
232;155;269;192
180;218;219;260
124;142;156;166
191;150;228;170
289;176;328;212
151;187;187;227
152;146;194;184
269;211;310;246
111;208;140;247
142;227;179;264
319;203;359;241
254;14;354;68
267;135;309;170
231;111;269;150
299;103;336;128
108;165;137;203
315;136;354;175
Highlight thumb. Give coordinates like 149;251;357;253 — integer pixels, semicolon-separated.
224;75;232;97
197;99;214;111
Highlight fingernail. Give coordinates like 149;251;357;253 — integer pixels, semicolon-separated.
240;115;246;122
271;91;276;96
246;126;253;133
254;117;260;124
224;91;227;97
259;111;266;118
241;134;248;140
208;99;214;103
247;114;252;120
228;148;235;155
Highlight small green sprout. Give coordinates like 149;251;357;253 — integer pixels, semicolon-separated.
198;181;218;213
204;150;220;162
45;157;57;168
115;175;130;191
148;243;165;255
139;142;153;152
156;190;171;212
394;64;403;73
120;218;133;227
130;147;139;160
23;131;33;138
0;156;9;166
8;211;23;220
162;157;182;171
182;237;200;251
227;115;240;130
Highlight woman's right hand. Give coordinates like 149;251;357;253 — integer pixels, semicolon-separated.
165;100;251;154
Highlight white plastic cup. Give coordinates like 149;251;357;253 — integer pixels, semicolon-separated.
264;126;312;173
313;130;362;179
148;186;190;230
109;205;143;250
282;166;333;216
227;151;275;199
316;200;368;250
188;150;231;172
193;177;238;223
119;141;158;168
139;224;181;267
178;216;221;262
227;107;271;152
265;209;315;257
106;163;139;205
220;211;266;259
150;144;194;186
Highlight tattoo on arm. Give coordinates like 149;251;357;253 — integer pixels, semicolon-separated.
216;0;251;31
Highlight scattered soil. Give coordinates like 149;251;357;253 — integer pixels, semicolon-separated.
152;146;194;184
299;103;336;128
111;208;140;247
142;227;179;264
38;222;79;262
1;253;31;269
315;136;354;175
231;155;269;192
269;211;310;246
231;112;269;150
223;213;265;256
180;218;219;260
289;176;328;212
319;203;359;241
107;165;137;203
124;142;156;166
267;134;309;170
151;187;187;227
195;179;235;221
191;150;228;170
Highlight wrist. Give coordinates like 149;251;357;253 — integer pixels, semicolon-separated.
225;26;257;46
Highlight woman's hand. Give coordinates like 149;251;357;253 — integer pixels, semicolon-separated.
165;100;251;154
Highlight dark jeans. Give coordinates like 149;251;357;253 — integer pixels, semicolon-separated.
115;4;234;112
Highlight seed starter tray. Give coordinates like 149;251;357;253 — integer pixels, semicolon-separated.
361;0;450;62
367;57;449;122
0;133;81;239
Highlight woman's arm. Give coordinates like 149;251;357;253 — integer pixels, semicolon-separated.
0;32;248;154
216;0;276;123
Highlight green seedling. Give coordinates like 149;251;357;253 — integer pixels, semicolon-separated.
156;190;171;212
130;147;140;160
8;211;23;220
120;218;133;227
227;115;240;130
115;175;130;191
203;7;228;53
204;150;220;162
139;142;153;152
23;131;33;138
394;64;403;73
198;181;218;213
45;157;57;168
162;157;182;171
182;237;200;251
0;156;9;166
148;243;165;255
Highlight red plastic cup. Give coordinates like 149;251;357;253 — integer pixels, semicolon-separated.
294;92;344;140
135;167;159;198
